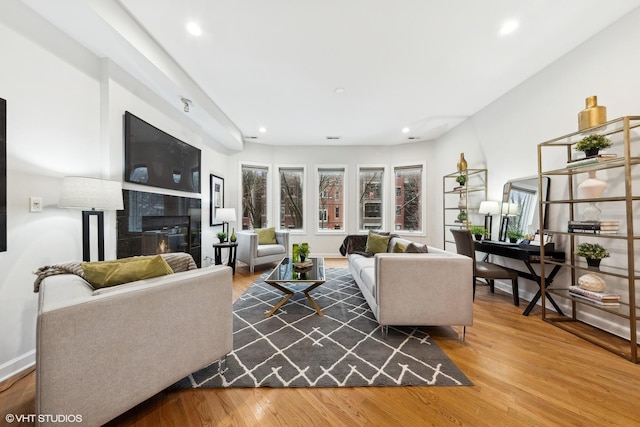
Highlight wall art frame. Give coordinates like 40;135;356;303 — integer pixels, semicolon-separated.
210;174;224;226
0;97;6;252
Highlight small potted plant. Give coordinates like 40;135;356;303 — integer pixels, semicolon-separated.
507;229;523;243
456;174;467;186
298;242;310;261
575;134;612;157
216;231;228;243
576;242;610;268
468;225;487;241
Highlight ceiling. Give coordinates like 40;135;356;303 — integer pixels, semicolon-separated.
21;0;640;151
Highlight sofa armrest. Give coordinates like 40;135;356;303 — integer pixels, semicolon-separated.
275;230;290;257
36;266;233;426
236;231;258;263
374;253;473;326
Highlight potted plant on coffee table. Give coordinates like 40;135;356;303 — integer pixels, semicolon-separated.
468;225;488;241
576;242;610;269
575;134;612;157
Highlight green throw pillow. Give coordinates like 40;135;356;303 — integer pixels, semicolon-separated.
82;255;174;289
255;227;277;245
365;231;391;254
393;242;407;253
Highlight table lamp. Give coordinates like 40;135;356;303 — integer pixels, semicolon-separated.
478;201;500;240
215;208;236;239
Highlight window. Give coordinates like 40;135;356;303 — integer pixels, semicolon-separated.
278;166;304;231
241;164;269;229
358;167;384;231
317;167;345;231
394;165;423;232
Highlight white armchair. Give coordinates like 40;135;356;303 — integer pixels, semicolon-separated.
236;230;289;273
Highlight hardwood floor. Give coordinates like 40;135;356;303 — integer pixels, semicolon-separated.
2;258;639;426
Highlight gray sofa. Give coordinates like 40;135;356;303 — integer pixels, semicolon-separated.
35;263;233;426
346;235;473;340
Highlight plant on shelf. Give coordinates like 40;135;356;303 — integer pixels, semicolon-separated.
575;134;612;157
468;225;488;241
576;242;610;268
507;229;523;243
216;231;228;243
455;174;467;186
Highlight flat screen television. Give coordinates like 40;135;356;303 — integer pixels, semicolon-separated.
124;111;201;193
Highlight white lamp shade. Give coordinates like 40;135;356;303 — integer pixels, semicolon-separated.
501;202;520;215
215;207;236;223
479;201;500;215
59;176;124;210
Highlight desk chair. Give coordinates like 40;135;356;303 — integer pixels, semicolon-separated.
450;228;520;306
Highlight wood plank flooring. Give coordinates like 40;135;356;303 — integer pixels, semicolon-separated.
2;258;639;426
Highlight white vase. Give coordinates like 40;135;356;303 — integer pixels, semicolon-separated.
578;171;607;220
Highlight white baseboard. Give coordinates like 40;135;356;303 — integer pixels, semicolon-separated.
0;350;35;383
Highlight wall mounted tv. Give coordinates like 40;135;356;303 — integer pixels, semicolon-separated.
124;111;201;193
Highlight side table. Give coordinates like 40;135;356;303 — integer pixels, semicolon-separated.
213;241;238;274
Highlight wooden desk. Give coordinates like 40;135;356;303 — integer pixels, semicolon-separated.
474;241;565;316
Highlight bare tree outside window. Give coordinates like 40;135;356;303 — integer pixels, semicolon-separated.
279;167;304;229
358;167;384;230
241;165;268;229
317;168;344;231
394;166;423;232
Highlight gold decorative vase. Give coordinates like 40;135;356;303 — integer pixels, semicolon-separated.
578;96;607;131
457;153;467;172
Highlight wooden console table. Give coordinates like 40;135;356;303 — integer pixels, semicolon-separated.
474;241;565;316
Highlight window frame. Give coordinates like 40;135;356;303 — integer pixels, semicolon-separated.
391;162;426;235
356;165;388;232
315;165;347;234
239;161;273;230
276;164;306;233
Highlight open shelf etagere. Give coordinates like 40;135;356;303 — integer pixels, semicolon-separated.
443;168;487;251
537;116;640;363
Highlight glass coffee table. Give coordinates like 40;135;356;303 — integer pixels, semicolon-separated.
264;257;325;317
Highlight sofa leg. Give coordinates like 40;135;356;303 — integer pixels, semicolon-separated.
381;325;388;338
219;355;228;376
459;326;466;342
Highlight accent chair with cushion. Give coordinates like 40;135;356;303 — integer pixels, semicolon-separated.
450;228;520;306
236;228;289;273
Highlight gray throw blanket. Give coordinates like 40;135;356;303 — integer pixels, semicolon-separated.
33;253;198;292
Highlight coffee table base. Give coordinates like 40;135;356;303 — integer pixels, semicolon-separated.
264;281;325;317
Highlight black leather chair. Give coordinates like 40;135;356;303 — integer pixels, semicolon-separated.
450;228;520;306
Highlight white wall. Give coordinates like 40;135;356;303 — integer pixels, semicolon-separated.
429;6;640;340
0;3;230;380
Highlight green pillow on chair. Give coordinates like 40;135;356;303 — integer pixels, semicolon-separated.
82;255;174;289
365;231;391;254
255;227;277;245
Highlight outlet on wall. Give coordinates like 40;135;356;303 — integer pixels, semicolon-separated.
30;196;43;212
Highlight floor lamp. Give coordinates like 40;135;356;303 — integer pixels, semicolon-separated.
59;177;124;261
478;201;500;241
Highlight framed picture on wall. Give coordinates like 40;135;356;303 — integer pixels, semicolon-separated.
210;174;224;226
0;97;6;252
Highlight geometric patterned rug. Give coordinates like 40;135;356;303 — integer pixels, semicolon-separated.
171;268;472;388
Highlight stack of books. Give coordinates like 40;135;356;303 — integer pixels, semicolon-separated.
568;286;621;307
566;154;617;168
568;220;619;234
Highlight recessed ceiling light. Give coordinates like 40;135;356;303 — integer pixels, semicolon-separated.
335;87;345;95
186;22;202;36
259;127;267;133
402;127;410;134
499;20;519;36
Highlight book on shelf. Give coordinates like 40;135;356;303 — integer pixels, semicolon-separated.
566;154;618;168
568;229;618;234
567;220;619;233
568;286;620;301
569;293;621;307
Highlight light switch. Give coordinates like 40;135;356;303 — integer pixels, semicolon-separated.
30;197;43;212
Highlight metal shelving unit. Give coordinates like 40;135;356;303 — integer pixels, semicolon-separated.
538;116;640;363
443;168;487;251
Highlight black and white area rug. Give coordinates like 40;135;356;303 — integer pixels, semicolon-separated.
173;268;472;388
